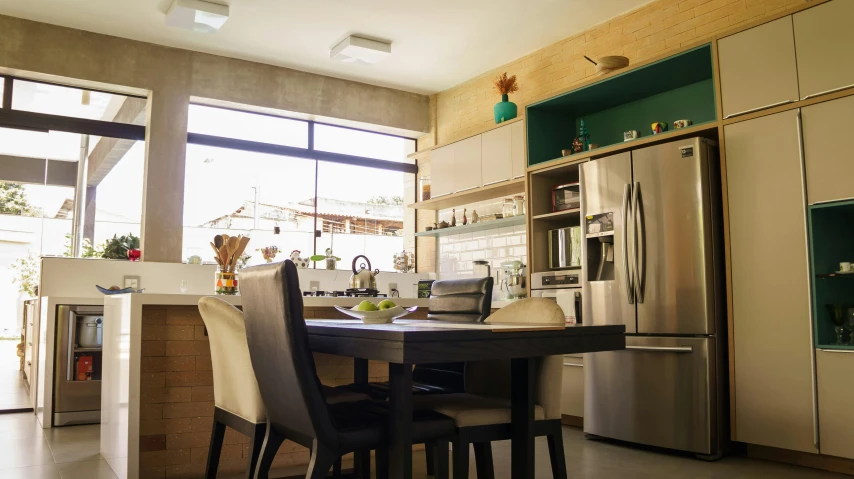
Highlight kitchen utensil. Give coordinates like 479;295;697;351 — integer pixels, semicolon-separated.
95;285;144;295
210;242;223;266
77;316;103;348
214;235;224;251
349;255;380;290
334;305;417;324
500;260;527;299
841;262;853;272
230;236;250;271
473;260;491;279
593;55;629;75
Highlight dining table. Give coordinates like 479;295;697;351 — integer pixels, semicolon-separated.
305;319;626;479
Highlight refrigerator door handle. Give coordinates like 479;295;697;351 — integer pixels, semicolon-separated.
625;345;693;353
633;181;645;303
621;183;634;304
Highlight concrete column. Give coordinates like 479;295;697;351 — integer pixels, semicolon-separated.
83;186;96;244
139;84;190;263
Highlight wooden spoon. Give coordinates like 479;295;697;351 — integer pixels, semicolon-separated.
214;235;223;251
225;236;240;272
209;242;223;266
230;236;251;271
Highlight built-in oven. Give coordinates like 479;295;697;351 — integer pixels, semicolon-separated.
54;305;103;426
530;272;582;324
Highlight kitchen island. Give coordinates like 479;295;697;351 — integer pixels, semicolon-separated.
100;293;429;479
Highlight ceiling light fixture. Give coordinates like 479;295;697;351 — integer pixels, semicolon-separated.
330;36;391;64
166;0;229;33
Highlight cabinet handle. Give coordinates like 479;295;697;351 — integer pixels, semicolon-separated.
625;345;693;353
801;84;854;101
563;362;583;367
455;186;479;193
723;99;795;119
482;179;508;186
818;349;854;353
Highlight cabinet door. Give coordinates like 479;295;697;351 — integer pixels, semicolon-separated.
481;125;513;186
794;0;854;99
560;355;584;417
430;145;454;198
511;121;526;179
817;350;854;459
453;135;482;192
803;95;854;204
725;110;817;453
718;16;800;118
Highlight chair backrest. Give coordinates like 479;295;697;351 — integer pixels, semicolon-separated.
197;297;265;423
240;260;337;447
427;277;494;322
465;298;565;420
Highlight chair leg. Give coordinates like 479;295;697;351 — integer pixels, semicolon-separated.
425;442;435;476
452;437;470;479
306;440;337;479
333;456;342;478
432;440;449;479
245;422;266;479
472;442;495;479
253;426;285;479
355;449;371;479
205;417;226;479
547;430;568;479
376;446;389;479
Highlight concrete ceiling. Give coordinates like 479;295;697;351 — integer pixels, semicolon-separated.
0;0;651;94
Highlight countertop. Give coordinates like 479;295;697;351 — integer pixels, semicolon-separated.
100;293;430;308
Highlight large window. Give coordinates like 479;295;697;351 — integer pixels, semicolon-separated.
183;104;416;271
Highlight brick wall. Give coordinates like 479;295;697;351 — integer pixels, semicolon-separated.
419;0;807;149
138;305;426;479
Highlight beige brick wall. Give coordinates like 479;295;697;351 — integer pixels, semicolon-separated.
419;0;807;148
138;305;426;479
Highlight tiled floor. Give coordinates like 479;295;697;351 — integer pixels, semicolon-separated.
0;411;846;479
0;340;31;411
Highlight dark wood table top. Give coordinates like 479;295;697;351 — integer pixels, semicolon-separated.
306;319;625;364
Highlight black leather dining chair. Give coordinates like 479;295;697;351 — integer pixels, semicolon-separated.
240;260;456;479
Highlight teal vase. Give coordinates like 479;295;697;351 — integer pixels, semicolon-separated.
493;94;517;124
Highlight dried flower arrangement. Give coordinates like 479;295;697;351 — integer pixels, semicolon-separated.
493;72;519;96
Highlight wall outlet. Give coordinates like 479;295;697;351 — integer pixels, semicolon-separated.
123;276;140;290
309;280;320;292
388;283;398;297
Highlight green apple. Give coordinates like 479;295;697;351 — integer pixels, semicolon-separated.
378;300;396;310
355;300;378;312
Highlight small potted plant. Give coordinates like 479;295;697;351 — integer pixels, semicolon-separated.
492;72;519;124
258;246;279;263
311;248;342;270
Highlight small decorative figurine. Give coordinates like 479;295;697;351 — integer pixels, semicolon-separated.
571;137;584;153
258;245;279;263
579;119;590;151
289;250;310;269
651;122;667;135
472;210;479;224
673;119;692;129
450;209;457;227
624;130;639;142
462;208;468;225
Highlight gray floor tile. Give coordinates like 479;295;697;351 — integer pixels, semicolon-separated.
44;425;102;464
0;463;61;479
56;459;118;479
0;434;56;468
0;412;44;439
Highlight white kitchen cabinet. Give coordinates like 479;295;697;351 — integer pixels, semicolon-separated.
802;95;854;204
816;350;854;459
794;0;854;99
718;16;800;118
725;110;817;453
560;354;584;418
453;135;482;192
429;144;455;198
481;125;513;186
510;121;526;179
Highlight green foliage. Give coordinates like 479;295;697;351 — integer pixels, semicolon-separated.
101;233;140;260
367;196;404;206
11;252;39;296
63;234;100;258
0;181;39;216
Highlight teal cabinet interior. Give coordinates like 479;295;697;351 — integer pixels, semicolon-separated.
809;200;854;349
525;44;717;167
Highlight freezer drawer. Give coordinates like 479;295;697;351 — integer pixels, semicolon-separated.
584;336;718;455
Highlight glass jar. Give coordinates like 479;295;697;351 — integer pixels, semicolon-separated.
513;195;526;216
419;176;431;202
502;198;515;217
214;266;239;295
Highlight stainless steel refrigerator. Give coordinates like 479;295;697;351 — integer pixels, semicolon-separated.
580;137;727;458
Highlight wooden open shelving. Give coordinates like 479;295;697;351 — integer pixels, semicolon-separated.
532;208;580;221
414;215;526;237
407;178;525;211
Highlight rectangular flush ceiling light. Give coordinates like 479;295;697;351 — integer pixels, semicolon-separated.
166;0;229;33
330;36;391;64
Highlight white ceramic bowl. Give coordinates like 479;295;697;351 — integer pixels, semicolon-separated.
334;305;417;324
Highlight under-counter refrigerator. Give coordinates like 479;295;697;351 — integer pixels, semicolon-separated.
580;137;727;458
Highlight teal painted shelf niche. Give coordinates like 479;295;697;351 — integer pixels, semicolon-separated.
809;200;854;349
526;44;717;167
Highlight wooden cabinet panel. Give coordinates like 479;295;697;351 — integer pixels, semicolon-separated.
718;16;799;118
817;350;854;459
511;121;526;179
430;145;454;198
560;355;584;418
481;125;512;186
453;136;482;192
725;110;817;453
794;0;854;99
803;95;854;204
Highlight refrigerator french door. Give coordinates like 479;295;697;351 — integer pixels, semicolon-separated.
581;137;726;457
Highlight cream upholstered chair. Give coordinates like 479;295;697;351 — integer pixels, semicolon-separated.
413;298;568;479
198;297;369;479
